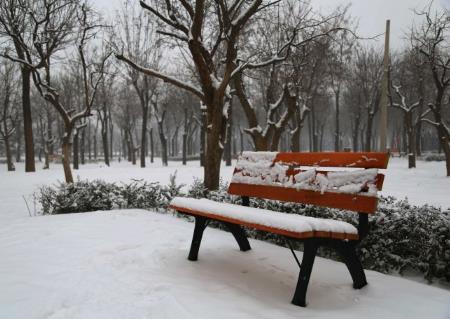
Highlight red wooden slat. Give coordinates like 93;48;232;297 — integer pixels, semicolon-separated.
169;204;359;241
227;183;379;213
275;152;389;169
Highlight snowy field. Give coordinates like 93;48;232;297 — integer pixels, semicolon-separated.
1;157;450;318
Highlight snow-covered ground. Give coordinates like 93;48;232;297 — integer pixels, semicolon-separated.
0;157;449;318
1;210;449;319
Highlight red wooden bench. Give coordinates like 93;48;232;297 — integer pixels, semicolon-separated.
169;151;389;307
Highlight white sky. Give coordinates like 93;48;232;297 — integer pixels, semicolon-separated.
92;0;450;50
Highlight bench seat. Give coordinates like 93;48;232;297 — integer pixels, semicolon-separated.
170;197;358;241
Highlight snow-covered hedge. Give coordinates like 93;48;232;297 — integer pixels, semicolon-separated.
36;177;450;283
37;173;183;215
422;153;446;162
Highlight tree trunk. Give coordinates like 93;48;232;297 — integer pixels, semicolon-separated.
182;108;188;165
224;100;232;166
73;132;79;170
21;68;35;172
157;120;168;166
15;119;21;162
149;128;154;163
87;121;92;161
200;110;207;167
204;111;223;190
80;128;86;165
140;106;148;168
365;114;373;152
62;134;74;183
406;112;416;168
4;136;15;171
334;90;340;151
102;126;109;166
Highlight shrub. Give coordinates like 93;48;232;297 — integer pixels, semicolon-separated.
36;172;183;215
422;153;446;162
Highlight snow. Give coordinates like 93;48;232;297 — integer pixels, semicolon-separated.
170;197;357;235
1;210;449;319
0;157;449;318
232;152;379;196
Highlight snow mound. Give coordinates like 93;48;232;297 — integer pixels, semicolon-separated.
232;152;379;196
170;197;357;236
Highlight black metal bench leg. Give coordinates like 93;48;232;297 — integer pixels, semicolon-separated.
188;216;208;261
291;239;319;307
335;241;367;289
222;221;251;252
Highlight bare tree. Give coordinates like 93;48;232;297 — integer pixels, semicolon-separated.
412;6;450;176
116;0;282;190
353;47;383;151
113;0;161;168
0;0;39;172
20;3;109;183
0;59;18;171
327;27;354;151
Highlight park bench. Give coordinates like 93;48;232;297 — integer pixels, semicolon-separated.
169;151;389;307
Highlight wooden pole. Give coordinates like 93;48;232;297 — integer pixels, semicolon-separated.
379;20;390;152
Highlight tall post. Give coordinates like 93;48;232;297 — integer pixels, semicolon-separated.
379;20;390;152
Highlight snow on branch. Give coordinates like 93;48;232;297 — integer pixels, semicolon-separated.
115;53;205;101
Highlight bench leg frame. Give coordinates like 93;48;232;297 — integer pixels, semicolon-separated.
188;216;208;261
291;238;367;307
291;239;319;307
187;216;252;261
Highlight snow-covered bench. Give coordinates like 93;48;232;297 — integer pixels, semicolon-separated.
169;151;389;307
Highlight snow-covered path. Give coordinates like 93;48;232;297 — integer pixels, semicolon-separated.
1;210;449;319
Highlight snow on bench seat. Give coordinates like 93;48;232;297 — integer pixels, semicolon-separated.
170;197;358;240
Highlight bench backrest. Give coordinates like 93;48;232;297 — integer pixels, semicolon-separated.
228;152;389;214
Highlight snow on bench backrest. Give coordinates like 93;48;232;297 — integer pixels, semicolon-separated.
228;152;389;214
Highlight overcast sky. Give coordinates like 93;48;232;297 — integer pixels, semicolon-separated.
92;0;450;50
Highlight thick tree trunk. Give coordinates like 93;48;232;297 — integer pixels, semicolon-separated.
62;134;74;183
204;113;223;190
21;68;35;172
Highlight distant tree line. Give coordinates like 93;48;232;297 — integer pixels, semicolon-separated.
0;0;449;189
